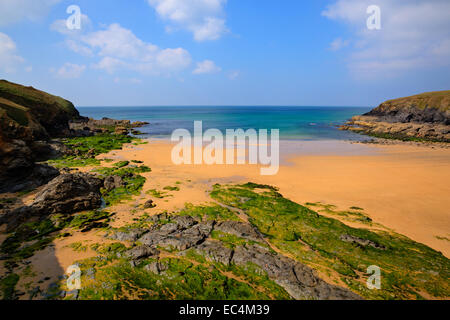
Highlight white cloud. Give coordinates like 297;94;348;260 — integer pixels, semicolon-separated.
148;0;228;41
0;0;61;26
322;0;450;77
53;22;192;75
50;14;92;36
0;32;24;73
329;37;349;51
193;60;221;74
54;63;86;79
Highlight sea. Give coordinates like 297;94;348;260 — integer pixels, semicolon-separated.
76;106;372;141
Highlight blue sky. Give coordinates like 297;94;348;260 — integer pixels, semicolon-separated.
0;0;449;107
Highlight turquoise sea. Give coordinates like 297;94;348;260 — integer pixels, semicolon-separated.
77;106;372;141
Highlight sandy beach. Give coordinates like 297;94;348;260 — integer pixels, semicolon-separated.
104;139;450;258
2;138;449;299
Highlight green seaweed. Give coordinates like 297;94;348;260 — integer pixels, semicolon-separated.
210;183;450;300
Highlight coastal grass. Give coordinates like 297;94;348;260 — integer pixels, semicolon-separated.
210;183;450;300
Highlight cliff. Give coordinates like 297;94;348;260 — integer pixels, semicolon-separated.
0;80;80;192
364;91;450;125
341;91;450;142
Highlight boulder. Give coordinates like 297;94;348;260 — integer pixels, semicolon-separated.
143;199;156;209
31;173;103;214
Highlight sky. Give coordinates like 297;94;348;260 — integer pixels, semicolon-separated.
0;0;449;107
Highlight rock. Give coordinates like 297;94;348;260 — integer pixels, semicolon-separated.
171;215;198;229
191;240;234;265
114;126;129;135
131;121;149;128
145;212;168;223
215;221;262;242
0;173;103;231
104;175;125;191
108;228;148;242
138;220;214;251
144;261;168;274
0;163;60;194
231;244;361;300
143;199;156;209
125;245;159;260
31;173;103;214
340;234;386;250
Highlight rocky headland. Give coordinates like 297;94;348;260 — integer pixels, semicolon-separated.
0;80;147;193
340;91;450;143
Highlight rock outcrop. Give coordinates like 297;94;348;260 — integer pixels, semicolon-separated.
0;80;81;192
69;117;149;136
0;173;103;231
113;213;361;300
340;91;450;142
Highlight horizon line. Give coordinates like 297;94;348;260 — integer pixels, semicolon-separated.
76;105;373;108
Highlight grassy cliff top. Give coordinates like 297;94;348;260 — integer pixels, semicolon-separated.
380;90;450;112
0;80;80;137
0;80;79;117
